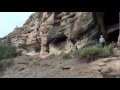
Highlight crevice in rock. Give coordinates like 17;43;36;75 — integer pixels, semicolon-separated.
96;12;119;44
51;34;67;47
53;12;61;26
107;29;119;43
104;12;119;28
103;12;119;43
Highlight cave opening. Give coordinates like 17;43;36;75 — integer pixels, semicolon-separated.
107;29;119;43
103;12;119;43
51;34;67;46
104;12;119;27
35;47;40;53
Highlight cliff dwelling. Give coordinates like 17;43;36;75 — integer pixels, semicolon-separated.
103;12;119;43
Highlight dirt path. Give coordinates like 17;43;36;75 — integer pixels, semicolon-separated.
0;55;104;78
0;48;120;78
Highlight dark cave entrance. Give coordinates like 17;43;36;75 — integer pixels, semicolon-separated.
104;12;119;27
51;34;67;48
107;30;119;43
103;12;119;43
52;35;67;45
35;47;40;53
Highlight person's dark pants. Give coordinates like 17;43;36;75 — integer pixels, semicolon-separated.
100;42;105;48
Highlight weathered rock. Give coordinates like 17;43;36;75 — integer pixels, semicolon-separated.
0;12;119;59
103;58;113;63
97;59;120;78
99;62;106;66
101;67;112;73
38;12;99;58
0;13;42;56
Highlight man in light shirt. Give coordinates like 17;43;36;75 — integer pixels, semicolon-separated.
99;35;106;48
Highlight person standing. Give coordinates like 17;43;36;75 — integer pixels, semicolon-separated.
99;35;106;48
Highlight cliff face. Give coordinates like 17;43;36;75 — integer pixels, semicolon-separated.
0;12;119;58
0;12;43;56
39;12;99;58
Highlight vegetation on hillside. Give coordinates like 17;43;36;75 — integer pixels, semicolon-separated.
79;44;115;62
47;43;115;63
0;45;21;71
0;45;17;60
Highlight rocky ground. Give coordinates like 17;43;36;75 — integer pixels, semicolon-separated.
0;56;102;78
0;48;120;78
0;12;119;78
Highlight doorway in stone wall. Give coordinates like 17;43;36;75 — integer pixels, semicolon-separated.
103;12;119;43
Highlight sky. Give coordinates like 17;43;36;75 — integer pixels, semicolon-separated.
0;12;34;38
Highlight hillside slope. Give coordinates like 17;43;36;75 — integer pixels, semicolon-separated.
0;12;119;58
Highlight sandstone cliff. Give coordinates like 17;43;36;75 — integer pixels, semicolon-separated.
0;12;119;58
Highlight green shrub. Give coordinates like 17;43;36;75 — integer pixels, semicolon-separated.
46;43;115;62
79;43;115;62
47;54;59;60
0;59;13;71
69;49;81;59
0;45;18;71
0;45;18;60
29;58;40;67
61;53;72;59
107;43;115;55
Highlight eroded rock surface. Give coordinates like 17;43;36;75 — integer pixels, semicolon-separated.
0;12;119;58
